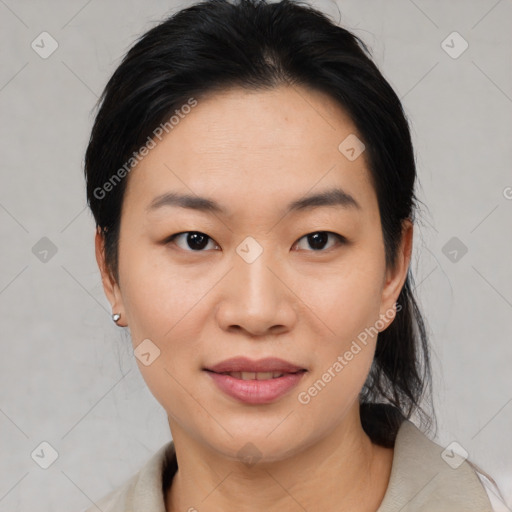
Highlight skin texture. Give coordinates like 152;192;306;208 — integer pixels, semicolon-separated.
96;84;413;512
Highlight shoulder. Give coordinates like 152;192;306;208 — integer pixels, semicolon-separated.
377;419;499;512
79;441;175;512
470;461;510;512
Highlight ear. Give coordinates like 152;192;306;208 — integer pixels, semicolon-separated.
377;219;413;330
95;227;127;326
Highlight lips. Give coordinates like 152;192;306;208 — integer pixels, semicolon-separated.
204;356;306;375
204;357;308;403
205;361;307;404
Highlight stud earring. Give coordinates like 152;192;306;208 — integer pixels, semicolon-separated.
112;313;121;323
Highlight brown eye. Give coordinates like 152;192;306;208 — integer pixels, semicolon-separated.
294;231;345;252
167;231;219;251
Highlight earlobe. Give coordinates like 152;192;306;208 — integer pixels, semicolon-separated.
95;227;127;326
378;219;413;330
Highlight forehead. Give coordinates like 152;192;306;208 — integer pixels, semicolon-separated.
123;84;376;218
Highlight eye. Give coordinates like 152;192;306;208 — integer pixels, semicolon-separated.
166;231;219;251
293;231;346;252
165;230;345;252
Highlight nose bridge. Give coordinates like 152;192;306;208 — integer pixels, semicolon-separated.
234;238;281;310
216;236;294;334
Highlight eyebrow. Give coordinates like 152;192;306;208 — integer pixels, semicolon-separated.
146;187;361;216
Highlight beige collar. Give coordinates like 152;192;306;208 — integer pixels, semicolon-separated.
96;419;492;512
376;420;493;512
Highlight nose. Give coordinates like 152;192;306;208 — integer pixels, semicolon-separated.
215;249;297;337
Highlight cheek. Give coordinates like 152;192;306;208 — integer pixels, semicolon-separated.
293;265;384;420
299;250;385;376
117;246;214;419
118;241;214;342
307;254;385;339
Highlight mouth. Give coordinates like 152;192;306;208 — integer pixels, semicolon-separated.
202;357;308;404
204;369;307;380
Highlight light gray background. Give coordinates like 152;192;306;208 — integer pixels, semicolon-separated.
0;0;511;510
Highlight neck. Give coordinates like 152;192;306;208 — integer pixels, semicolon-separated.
165;403;394;512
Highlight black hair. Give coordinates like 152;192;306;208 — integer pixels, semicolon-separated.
85;0;435;447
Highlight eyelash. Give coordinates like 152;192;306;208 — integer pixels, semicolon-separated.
164;231;347;253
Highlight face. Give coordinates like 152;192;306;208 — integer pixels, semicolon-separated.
97;84;411;462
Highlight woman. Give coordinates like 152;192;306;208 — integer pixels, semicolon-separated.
82;0;504;510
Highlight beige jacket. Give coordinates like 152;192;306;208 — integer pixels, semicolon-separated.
83;420;503;512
